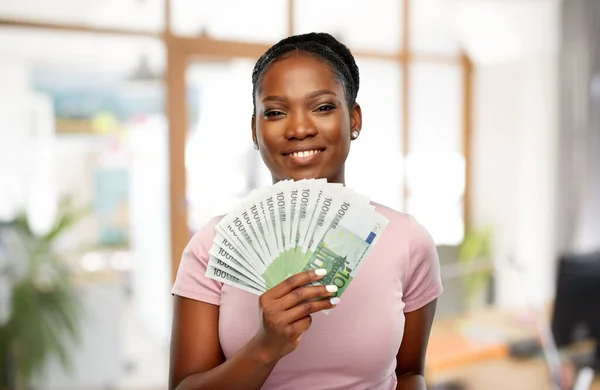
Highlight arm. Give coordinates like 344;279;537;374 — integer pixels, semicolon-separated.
169;219;277;390
168;296;277;390
169;270;337;390
395;299;438;390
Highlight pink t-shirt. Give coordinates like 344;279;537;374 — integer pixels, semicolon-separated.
171;203;443;390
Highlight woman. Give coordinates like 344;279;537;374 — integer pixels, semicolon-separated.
169;32;442;390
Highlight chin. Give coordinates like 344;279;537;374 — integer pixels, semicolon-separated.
287;169;334;182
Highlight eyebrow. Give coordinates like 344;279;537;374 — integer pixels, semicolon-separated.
305;89;338;99
261;89;339;103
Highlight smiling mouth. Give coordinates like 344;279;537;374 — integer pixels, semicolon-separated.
281;148;326;166
282;149;325;158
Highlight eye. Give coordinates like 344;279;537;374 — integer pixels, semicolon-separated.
264;110;285;118
315;104;336;112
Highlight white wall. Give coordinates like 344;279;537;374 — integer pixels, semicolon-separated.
469;1;560;309
0;63;32;220
129;115;172;346
472;56;559;309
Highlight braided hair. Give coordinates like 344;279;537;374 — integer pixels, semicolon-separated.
251;32;360;114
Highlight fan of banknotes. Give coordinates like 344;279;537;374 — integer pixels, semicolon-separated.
206;179;389;300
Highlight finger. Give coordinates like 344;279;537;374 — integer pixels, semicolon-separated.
266;269;328;300
284;296;340;323
278;284;338;311
289;315;312;338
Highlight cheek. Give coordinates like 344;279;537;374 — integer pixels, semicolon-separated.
256;122;278;148
321;115;351;148
256;123;283;165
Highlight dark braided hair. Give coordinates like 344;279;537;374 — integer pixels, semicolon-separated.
251;32;360;115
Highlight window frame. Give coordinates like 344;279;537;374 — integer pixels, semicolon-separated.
0;0;474;279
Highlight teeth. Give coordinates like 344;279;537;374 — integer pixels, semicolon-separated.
290;150;321;158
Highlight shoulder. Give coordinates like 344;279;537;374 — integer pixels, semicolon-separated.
370;201;439;281
185;215;226;255
371;202;434;245
371;202;409;226
368;204;443;312
171;214;227;303
371;202;433;244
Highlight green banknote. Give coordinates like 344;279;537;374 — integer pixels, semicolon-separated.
207;180;389;301
301;207;389;298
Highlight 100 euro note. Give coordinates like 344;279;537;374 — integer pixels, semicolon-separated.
295;183;348;273
288;180;322;278
206;233;266;296
217;192;287;288
208;255;265;291
293;186;324;270
285;190;369;278
239;190;271;268
216;203;265;274
262;179;310;283
209;236;267;289
217;184;289;289
272;181;294;282
207;237;269;295
206;180;388;306
263;182;289;284
282;181;302;279
301;203;389;299
206;260;264;295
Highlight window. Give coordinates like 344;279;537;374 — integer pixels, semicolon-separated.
294;0;403;54
0;0;164;31
172;0;288;43
411;0;460;54
185;59;257;231
407;63;465;244
345;59;404;210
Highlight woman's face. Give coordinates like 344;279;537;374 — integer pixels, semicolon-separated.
252;54;361;184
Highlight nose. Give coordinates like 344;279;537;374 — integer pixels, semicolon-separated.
284;110;317;140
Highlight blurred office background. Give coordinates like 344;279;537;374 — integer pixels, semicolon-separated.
0;0;599;389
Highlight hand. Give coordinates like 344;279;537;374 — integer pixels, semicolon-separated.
253;269;339;362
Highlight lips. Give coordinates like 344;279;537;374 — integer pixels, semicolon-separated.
281;146;326;156
281;147;326;166
286;149;323;158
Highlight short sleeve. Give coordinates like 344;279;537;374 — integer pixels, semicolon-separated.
170;216;224;305
403;215;443;313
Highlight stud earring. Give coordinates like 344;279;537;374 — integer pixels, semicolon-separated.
254;144;259;151
351;130;359;140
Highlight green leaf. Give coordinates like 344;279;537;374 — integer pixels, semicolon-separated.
458;226;494;308
1;196;86;387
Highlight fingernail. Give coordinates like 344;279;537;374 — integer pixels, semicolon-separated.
330;297;340;305
315;269;327;276
325;285;338;293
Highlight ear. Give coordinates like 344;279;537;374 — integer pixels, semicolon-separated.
350;103;363;136
251;115;258;149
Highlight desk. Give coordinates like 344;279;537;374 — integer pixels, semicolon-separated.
426;306;600;389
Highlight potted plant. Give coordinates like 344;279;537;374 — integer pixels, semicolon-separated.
0;198;86;390
458;226;494;311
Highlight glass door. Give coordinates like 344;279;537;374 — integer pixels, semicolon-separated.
184;57;270;234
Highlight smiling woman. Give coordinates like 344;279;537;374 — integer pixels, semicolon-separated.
251;33;362;185
169;32;442;390
252;59;355;182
